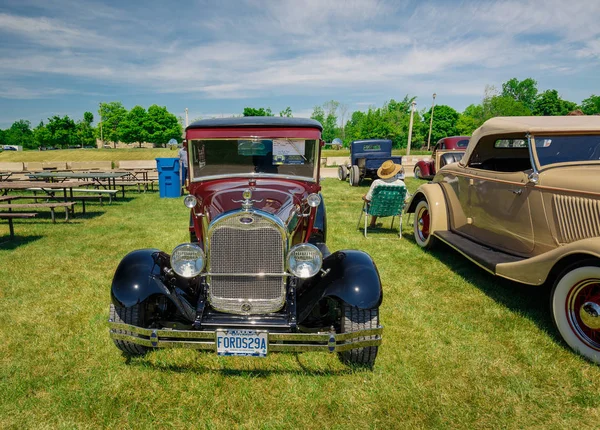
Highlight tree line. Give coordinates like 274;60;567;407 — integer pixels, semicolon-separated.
244;77;600;149
0;102;182;150
2;77;598;151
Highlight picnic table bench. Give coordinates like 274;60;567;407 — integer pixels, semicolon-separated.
0;212;37;241
1;202;76;223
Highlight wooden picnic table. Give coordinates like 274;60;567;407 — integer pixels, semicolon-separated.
0;212;37;241
27;171;132;192
0;180;81;214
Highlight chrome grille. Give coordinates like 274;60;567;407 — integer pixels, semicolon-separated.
553;194;600;243
208;212;285;314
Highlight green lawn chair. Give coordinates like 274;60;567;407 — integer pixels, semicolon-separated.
357;184;407;238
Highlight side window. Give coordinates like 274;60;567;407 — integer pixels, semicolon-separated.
440;142;446;149
468;137;532;172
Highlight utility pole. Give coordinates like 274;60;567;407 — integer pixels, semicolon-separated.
185;108;189;127
407;101;417;156
99;102;103;147
426;93;436;151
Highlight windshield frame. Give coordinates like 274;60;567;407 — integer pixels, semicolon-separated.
189;137;320;183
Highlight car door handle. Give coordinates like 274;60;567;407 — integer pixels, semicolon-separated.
510;189;523;195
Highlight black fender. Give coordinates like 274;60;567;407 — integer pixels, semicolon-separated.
297;250;382;323
111;249;168;308
309;193;327;244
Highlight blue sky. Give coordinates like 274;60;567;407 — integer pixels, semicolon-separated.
0;0;598;128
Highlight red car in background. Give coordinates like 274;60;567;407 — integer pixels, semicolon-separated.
413;136;469;180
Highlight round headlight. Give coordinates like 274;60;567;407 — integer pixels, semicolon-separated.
184;195;198;208
286;243;323;278
307;193;321;207
170;243;205;278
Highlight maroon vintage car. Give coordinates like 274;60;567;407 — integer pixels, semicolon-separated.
413;136;469;179
108;117;383;367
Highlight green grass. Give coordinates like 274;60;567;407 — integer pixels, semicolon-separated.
1;179;600;428
0;148;175;162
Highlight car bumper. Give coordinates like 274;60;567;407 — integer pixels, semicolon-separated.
108;322;383;353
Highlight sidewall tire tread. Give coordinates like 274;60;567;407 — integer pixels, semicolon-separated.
349;165;360;187
338;303;379;368
110;303;149;356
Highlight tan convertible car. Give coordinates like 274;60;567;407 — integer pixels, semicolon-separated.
405;116;600;363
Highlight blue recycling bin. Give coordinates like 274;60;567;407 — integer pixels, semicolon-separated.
156;158;181;198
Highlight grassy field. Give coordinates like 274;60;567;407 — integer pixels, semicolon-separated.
0;148;430;163
0;148;175;162
1;179;600;428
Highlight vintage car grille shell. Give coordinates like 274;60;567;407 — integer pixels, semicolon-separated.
207;211;286;314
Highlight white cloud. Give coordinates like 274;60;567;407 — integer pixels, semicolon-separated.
0;0;598;113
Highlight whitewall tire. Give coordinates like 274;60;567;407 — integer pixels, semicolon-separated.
413;200;437;249
551;263;600;364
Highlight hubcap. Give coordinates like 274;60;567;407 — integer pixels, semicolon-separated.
581;302;600;330
567;278;600;349
416;206;430;242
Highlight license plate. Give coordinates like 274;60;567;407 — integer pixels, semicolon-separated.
216;329;268;357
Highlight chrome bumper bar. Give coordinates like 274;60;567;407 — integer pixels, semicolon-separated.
108;322;383;353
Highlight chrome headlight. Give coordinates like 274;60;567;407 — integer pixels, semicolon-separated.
307;193;321;207
286;243;322;278
170;243;205;278
184;195;198;208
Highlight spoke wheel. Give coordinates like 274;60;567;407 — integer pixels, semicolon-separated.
414;166;421;179
413;200;436;248
552;264;600;363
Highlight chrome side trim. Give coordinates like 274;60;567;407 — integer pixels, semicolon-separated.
108;322;383;352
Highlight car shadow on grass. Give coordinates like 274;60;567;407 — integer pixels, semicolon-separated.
404;233;560;344
0;234;43;249
124;353;357;376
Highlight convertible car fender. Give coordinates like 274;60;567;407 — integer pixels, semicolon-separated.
405;183;448;233
414;160;432;177
296;250;382;322
111;249;169;308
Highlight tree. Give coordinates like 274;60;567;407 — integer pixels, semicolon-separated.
422;105;459;144
456;104;485;135
310;106;325;125
75;112;96;147
243;107;273;116
33;121;52;148
338;103;349;141
146;105;182;147
279;107;293;117
46;115;77;148
501;77;538;111
5;119;36;149
98;102;127;147
581;95;600;115
533;90;577;116
119;106;149;147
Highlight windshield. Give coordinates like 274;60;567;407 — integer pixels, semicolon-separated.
190;138;318;180
534;135;600;167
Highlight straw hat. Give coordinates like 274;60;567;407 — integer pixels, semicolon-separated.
377;160;402;179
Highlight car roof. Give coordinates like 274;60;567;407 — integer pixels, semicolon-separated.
462;116;600;163
186;117;323;131
352;139;392;144
472;116;600;137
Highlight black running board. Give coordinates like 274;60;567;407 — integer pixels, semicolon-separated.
434;231;525;273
